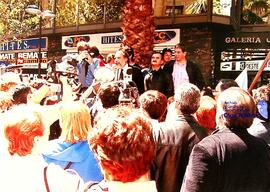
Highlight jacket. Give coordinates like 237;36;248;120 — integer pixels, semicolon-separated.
130;64;145;94
77;59;95;88
144;68;174;98
42;140;103;182
151;114;207;192
163;60;205;90
181;127;270;192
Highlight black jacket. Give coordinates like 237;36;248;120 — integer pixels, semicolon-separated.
130;64;145;94
144;68;174;98
181;128;270;192
163;60;205;90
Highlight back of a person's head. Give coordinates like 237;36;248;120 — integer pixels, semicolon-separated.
11;85;32;105
253;85;270;121
3;104;44;156
88;106;156;182
201;86;214;99
89;46;100;58
216;79;239;93
139;90;168;120
196;96;217;131
174;83;201;114
59;101;91;142
98;82;120;109
217;87;256;130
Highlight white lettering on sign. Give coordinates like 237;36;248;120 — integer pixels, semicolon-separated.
246;63;259;70
17;52;47;59
220;60;270;71
0;53;15;60
225;37;261;44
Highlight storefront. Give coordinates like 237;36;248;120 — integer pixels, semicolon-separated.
61;29;180;55
214;32;270;87
0;37;49;76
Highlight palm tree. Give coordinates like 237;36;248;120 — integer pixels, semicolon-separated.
121;0;155;68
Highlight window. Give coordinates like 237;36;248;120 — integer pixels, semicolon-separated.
165;6;184;16
213;0;232;16
241;0;270;24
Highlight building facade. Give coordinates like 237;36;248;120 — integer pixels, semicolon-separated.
1;0;270;87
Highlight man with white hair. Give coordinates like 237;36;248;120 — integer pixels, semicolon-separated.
151;83;207;192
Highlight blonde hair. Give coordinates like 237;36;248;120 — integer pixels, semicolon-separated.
59;101;91;142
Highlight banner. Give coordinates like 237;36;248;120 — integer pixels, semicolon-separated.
62;29;180;53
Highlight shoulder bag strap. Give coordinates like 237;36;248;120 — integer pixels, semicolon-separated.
43;166;50;192
64;161;73;170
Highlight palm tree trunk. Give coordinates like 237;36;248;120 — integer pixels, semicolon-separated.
122;0;155;68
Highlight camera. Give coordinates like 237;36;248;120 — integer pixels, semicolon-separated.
117;80;139;107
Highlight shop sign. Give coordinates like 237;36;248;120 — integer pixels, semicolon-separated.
62;29;180;53
220;60;270;71
0;51;48;69
64;35;90;48
0;53;16;64
224;36;270;44
0;37;48;52
101;35;123;44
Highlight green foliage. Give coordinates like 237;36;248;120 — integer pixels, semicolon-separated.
241;9;264;24
185;0;208;14
0;0;41;39
0;0;123;37
55;0;123;27
242;0;269;24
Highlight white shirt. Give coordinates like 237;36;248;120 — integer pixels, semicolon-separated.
172;62;189;91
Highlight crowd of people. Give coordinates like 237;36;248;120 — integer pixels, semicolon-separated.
0;41;270;192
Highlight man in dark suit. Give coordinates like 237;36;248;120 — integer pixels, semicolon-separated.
114;48;144;94
163;43;205;90
181;87;270;192
144;51;174;98
151;83;207;192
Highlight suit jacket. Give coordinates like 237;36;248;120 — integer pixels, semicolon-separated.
163;60;205;90
130;64;145;94
181;127;270;192
144;68;174;98
151;114;207;192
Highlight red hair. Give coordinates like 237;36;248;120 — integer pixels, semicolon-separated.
89;106;156;182
196;96;217;130
4;105;44;156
